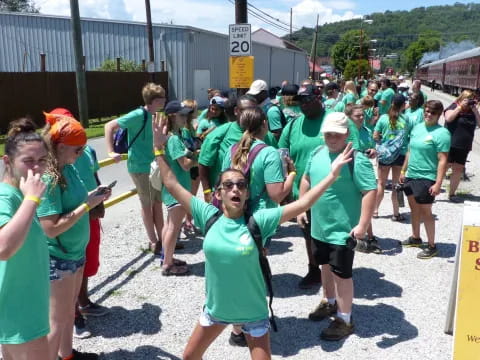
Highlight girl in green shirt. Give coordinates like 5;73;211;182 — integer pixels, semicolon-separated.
152;111;354;360
0;118;50;360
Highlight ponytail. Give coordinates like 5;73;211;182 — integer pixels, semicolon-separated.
388;106;400;129
232;132;255;171
5;118;45;158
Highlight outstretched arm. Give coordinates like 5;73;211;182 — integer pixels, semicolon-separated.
280;143;353;224
153;113;193;214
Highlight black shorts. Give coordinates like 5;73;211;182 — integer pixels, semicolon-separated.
448;147;469;165
403;178;435;204
190;166;199;180
300;210;312;242
379;154;405;167
311;238;354;279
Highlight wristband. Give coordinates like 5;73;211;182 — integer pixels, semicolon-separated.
154;149;165;157
400;170;406;175
25;195;41;205
203;189;212;194
288;171;297;176
83;203;91;212
108;152;117;157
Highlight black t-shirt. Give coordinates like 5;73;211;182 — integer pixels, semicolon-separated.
445;103;477;150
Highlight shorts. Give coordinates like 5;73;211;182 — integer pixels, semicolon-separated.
448;147;470;165
300;210;312;242
199;308;270;338
190;166;199;180
379;154;405;167
311;238;354;279
166;202;182;210
83;218;101;277
49;256;85;281
403;178;435;204
130;172;162;206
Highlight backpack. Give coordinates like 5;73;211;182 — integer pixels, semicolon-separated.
204;211;278;332
113;107;148;154
264;102;287;130
376;130;405;165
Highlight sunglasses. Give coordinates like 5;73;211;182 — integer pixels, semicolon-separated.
219;180;248;191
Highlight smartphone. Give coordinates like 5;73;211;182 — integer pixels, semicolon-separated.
95;181;116;195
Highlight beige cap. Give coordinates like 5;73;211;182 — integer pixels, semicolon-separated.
321;112;349;134
247;79;268;95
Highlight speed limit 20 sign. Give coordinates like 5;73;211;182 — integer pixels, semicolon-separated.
229;24;251;56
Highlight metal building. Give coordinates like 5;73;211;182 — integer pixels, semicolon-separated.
0;12;308;107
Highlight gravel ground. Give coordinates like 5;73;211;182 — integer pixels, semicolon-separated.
71;91;480;359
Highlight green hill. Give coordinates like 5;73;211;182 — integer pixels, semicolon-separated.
287;2;480;62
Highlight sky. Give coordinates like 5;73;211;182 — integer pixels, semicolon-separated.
34;0;480;36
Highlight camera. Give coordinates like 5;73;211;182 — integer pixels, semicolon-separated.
468;99;477;106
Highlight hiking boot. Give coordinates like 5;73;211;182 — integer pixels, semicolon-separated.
229;331;247;347
73;316;91;339
79;302;110;317
417;245;438;259
308;300;337;321
320;316;354;341
298;265;322;289
400;236;422;247
367;237;382;254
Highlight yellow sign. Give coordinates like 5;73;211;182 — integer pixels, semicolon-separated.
453;225;480;359
229;56;254;88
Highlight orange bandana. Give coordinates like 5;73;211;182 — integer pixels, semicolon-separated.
44;111;87;146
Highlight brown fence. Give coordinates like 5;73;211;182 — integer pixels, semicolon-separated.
0;71;168;132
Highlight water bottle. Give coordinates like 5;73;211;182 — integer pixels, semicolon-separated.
395;184;405;207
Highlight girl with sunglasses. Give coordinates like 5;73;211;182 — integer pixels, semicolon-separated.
152;113;353;360
37;111;111;360
0;118;50;360
399;100;451;259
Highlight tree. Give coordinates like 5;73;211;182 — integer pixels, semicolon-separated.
96;58;143;72
0;0;38;12
402;30;442;72
343;59;371;80
331;30;371;73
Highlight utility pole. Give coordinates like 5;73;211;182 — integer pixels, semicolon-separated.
235;0;247;24
69;0;89;128
358;22;363;80
145;0;154;66
290;8;292;41
310;14;319;80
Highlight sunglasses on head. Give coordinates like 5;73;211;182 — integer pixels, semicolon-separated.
219;180;248;191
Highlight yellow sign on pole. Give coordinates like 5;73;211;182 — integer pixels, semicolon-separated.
453;211;480;359
229;56;254;88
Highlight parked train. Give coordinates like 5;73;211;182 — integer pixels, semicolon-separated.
416;46;480;95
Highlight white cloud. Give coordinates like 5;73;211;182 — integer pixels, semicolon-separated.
36;0;360;37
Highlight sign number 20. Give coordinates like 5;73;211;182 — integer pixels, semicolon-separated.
231;41;250;54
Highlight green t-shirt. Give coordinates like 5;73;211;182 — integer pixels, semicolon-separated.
282;105;302;123
407;123;451;181
374;114;410;155
196;117;223;135
379;88;395;115
334;101;345;113
190;197;283;323
37;165;89;260
264;102;283;131
221;140;284;212
374;90;382;102
346;119;360;150
363;107;376;132
74;145;99;192
162;134;191;207
305;146;377;245
342;92;358;106
199;122;277;188
405;107;424;128
117;107;153;174
278;113;325;199
0;183;50;344
357;125;375;152
360;87;368;98
324;98;339;115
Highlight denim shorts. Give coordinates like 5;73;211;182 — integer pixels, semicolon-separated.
199;308;270;338
49;256;85;281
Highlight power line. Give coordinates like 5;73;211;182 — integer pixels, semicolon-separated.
227;0;290;32
247;1;300;31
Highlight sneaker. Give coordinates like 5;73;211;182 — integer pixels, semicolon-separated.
298;265;322;289
367;237;382;254
448;195;463;203
417;245;438;259
79;302;110;317
60;349;99;360
308;300;337;321
353;238;370;253
228;331;247;347
320;316;354;341
73;316;91;339
400;236;422;247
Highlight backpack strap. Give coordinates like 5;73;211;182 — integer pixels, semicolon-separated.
246;214;277;332
204;210;222;236
127;107;148;150
230;143;269;180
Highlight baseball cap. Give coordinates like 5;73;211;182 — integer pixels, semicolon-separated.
321;112;349;134
164;100;193;115
325;82;340;92
281;84;299;96
247;79;268;95
50;107;74;118
392;94;406;107
398;82;409;89
297;84;321;97
210;96;225;108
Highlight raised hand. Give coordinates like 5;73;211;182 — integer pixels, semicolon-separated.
152;111;169;149
20;169;46;199
330;142;353;178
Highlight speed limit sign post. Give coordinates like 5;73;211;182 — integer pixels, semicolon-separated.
229;24;251;56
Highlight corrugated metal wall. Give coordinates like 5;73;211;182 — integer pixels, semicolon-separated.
0;12;308;103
